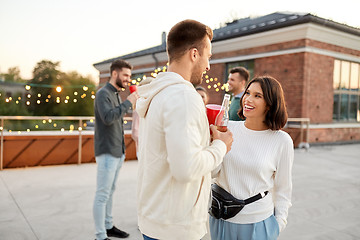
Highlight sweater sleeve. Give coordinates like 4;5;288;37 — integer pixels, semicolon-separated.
163;90;227;182
274;134;294;232
95;90;132;126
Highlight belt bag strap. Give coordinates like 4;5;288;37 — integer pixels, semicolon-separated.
244;190;269;205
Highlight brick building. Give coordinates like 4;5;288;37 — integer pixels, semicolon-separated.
93;12;360;145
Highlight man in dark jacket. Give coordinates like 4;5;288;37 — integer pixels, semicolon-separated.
93;59;138;240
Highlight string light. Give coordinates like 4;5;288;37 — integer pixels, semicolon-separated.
56;86;62;92
25;85;31;90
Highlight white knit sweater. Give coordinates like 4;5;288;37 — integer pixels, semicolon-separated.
213;121;294;232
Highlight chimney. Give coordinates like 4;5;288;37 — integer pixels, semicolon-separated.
161;32;166;45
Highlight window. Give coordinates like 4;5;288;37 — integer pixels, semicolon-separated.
225;60;254;83
333;60;360;122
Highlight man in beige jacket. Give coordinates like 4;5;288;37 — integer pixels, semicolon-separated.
136;20;233;240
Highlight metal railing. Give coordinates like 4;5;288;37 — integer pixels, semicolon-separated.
0;116;310;170
0;116;132;170
286;118;310;149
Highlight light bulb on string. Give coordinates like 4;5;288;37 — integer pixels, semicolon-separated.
56;86;62;93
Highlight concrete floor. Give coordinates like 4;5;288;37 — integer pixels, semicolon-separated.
0;143;359;240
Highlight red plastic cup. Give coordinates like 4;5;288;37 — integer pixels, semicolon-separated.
206;104;221;125
129;85;137;93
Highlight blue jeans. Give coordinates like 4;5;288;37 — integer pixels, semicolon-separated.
209;215;280;240
143;234;158;240
93;154;125;240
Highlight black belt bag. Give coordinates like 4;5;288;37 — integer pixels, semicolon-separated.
209;184;268;220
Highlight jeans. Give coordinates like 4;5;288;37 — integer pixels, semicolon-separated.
93;154;125;240
209;214;280;240
143;234;158;240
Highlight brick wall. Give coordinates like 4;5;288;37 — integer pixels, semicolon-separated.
309;127;360;143
304;52;334;123
254;53;306;118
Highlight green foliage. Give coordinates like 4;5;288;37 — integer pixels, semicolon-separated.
0;66;23;82
28;60;95;116
0;92;31;116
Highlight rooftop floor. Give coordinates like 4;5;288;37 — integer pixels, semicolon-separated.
1;143;359;240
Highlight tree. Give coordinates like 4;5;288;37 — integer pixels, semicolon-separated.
58;71;95;116
0;66;23;82
28;60;95;116
29;60;63;115
0;92;31;116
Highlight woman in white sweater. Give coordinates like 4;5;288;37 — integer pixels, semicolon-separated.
210;76;294;240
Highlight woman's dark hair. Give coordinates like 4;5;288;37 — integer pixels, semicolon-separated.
238;76;288;130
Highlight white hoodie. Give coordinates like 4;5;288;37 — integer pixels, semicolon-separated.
136;72;227;240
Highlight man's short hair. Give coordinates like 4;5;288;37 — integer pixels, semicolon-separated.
110;59;132;75
230;67;250;82
167;19;213;63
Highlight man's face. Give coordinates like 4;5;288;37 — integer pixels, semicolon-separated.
114;68;131;89
228;72;245;94
190;37;212;85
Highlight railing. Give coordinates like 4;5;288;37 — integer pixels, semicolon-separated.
0;116;132;170
286;118;310;149
0;116;310;170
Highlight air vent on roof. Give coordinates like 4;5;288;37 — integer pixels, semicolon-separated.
288;15;299;20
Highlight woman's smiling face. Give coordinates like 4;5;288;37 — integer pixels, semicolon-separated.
242;82;268;121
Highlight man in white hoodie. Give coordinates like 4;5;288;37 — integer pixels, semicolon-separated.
136;19;233;240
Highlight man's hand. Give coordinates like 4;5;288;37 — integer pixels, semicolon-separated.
127;92;139;109
210;125;233;153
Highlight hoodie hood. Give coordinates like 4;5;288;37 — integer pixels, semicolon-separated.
136;72;193;118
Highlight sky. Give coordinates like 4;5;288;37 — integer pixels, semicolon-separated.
0;0;359;83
